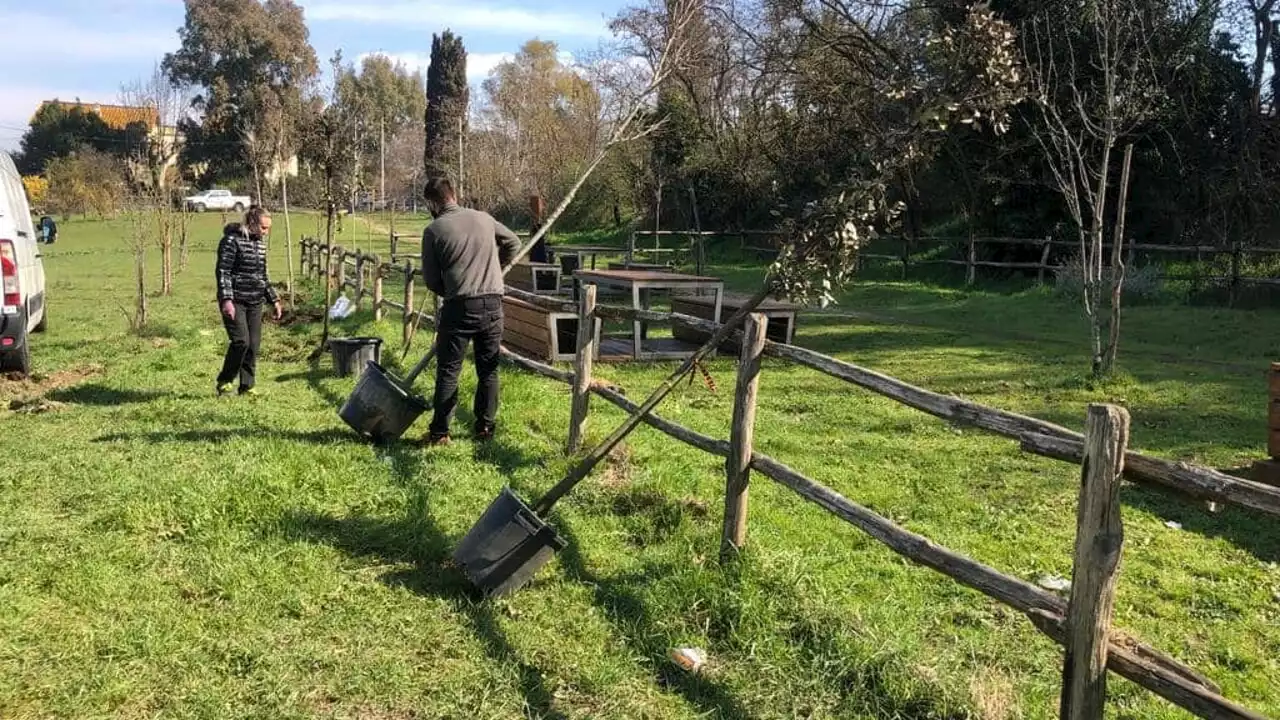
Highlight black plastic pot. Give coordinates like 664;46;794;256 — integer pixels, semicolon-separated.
330;336;383;378
453;487;567;597
338;361;429;443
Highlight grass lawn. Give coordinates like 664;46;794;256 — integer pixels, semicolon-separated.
1;213;1278;719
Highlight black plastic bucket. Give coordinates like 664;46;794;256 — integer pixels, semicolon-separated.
338;361;429;443
331;337;383;378
453;487;567;597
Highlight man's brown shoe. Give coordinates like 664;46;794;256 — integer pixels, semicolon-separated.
423;433;451;447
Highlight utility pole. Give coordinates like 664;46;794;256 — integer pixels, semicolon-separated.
379;118;386;207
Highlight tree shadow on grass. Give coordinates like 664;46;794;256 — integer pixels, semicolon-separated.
546;515;757;720
47;383;184;405
544;476;979;719
1121;484;1280;564
92;426;363;446
277;465;568;719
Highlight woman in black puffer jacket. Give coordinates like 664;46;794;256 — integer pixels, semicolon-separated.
214;205;282;396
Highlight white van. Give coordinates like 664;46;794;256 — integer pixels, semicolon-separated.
0;151;47;377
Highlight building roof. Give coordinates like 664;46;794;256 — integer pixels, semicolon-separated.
36;101;160;131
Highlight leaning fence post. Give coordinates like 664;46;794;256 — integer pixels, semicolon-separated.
372;255;384;322
722;314;768;561
567;284;598;453
1060;403;1130;720
403;264;415;347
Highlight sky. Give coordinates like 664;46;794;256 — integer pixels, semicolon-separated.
0;0;629;151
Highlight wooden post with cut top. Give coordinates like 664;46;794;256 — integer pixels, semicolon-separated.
567;284;598;453
1060;403;1130;720
722;314;768;561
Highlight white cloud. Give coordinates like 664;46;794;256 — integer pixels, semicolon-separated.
304;1;607;38
0;12;175;63
0;86;124;152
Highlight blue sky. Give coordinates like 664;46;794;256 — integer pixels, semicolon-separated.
0;0;628;151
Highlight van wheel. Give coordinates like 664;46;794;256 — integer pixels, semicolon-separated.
33;311;47;333
194;203;206;213
1;340;31;378
233;203;245;213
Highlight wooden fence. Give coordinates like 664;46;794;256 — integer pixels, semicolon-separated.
629;230;1280;301
298;238;1276;720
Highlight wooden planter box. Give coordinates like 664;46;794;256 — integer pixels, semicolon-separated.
671;293;800;351
508;262;563;294
502;295;599;363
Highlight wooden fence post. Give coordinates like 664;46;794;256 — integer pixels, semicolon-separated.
722;314;769;560
966;233;977;286
1229;241;1243;307
354;253;366;309
1039;236;1053;284
403;263;415;347
568;284;598;453
390;231;398;260
1060;403;1131;720
372;255;384;322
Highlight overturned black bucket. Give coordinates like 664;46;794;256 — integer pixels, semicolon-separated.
330;336;383;378
338;362;430;443
452;487;567;598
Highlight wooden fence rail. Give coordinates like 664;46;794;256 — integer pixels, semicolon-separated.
296;237;1272;720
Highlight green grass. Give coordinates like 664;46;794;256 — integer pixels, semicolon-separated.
2;215;1278;719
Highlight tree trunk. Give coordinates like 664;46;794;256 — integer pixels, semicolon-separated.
135;245;148;332
282;173;295;300
161;219;173;297
178;208;190;272
1102;144;1134;377
1087;141;1114;380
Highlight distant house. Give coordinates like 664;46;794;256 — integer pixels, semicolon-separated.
34;100;182;188
37;101;160;131
33;99;299;191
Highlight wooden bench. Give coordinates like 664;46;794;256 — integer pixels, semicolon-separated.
508;262;563;294
502;294;599;363
671;293;800;351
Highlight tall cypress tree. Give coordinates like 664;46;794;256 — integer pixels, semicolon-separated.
424;31;469;183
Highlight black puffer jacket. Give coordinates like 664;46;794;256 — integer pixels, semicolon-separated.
216;223;279;305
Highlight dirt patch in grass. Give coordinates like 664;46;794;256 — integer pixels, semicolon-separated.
8;397;70;414
0;364;105;405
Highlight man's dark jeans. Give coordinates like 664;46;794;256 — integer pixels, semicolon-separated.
217;301;263;391
430;295;504;437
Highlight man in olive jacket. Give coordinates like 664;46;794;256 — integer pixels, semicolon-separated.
420;177;521;445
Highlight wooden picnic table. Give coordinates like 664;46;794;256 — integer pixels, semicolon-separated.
549;245;619;274
573;269;725;360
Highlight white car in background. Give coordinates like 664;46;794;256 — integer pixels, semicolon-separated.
184;189;251;213
0;151;48;377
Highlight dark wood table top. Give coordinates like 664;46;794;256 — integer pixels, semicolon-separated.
573;269;724;284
